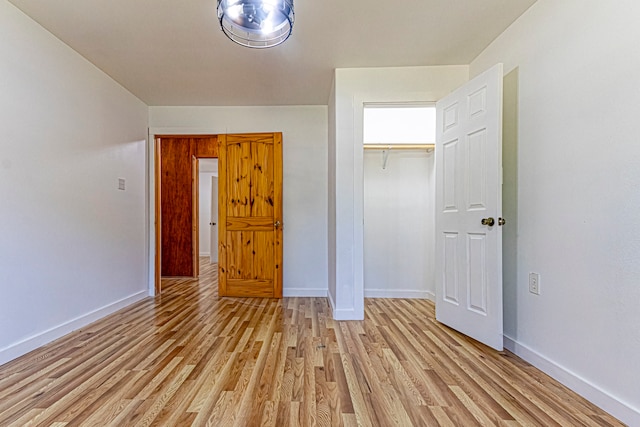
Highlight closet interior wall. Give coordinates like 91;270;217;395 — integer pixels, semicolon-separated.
363;147;436;299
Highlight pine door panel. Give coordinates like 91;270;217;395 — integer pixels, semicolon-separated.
219;133;283;298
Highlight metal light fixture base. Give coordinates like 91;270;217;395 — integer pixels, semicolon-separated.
217;0;294;48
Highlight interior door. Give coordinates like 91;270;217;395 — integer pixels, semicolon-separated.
159;137;197;278
218;133;283;298
435;63;504;351
210;176;218;264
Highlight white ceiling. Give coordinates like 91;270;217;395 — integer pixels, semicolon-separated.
8;0;536;106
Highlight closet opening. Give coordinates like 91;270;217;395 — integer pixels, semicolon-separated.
363;104;437;299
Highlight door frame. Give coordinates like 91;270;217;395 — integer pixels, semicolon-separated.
350;96;439;319
152;134;219;295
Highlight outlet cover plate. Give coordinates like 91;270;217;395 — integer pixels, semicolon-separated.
529;272;540;295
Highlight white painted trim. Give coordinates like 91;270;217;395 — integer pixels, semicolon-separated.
332;307;360;321
0;291;148;366
199;252;210;257
326;288;361;319
504;335;640;426
147;131;156;297
283;288;328;298
364;289;435;301
328;289;337;314
144;134;152;299
150;127;229;135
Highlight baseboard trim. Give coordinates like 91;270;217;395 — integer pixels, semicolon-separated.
327;290;337;315
332;307;360;320
504;335;640;426
325;289;362;320
283;288;328;297
199;252;210;257
364;289;435;301
0;291;148;366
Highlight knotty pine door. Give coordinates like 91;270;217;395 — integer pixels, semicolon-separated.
218;133;283;298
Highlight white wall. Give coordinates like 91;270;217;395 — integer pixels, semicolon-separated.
328;66;469;319
198;171;217;257
364;150;435;299
149;106;328;296
0;1;149;364
471;0;640;423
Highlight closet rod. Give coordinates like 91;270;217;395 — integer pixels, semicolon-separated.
363;143;435;150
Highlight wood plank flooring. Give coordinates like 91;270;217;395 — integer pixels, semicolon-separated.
0;259;624;426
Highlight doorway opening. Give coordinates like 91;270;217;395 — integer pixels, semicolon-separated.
154;135;218;294
198;159;218;264
153;133;283;298
363;105;437;299
198;159;219;265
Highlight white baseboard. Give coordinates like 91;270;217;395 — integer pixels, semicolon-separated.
327;291;364;320
332;307;361;320
364;288;435;301
199;252;210;257
325;290;362;320
0;291;148;366
504;335;640;426
327;289;337;314
283;288;328;297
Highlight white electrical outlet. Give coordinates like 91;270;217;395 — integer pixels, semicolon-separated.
529;272;540;295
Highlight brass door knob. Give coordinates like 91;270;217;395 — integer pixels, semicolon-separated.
498;218;506;226
481;217;495;226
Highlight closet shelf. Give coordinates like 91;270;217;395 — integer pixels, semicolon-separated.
364;143;434;169
363;143;435;150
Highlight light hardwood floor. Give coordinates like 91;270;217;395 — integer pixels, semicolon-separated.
0;259;624;426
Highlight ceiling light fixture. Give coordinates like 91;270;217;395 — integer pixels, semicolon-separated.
217;0;294;48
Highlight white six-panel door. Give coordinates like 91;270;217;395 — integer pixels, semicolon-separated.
435;63;504;351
